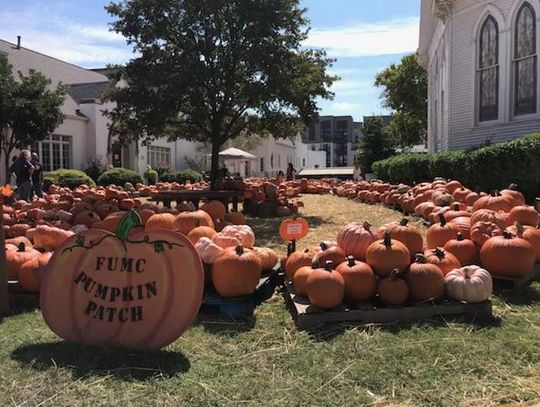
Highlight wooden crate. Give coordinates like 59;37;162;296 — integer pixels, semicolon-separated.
492;263;540;290
283;282;492;330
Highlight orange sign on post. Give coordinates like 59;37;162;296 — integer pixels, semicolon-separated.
280;217;309;241
40;212;204;350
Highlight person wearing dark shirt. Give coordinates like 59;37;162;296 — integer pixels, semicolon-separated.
286;163;296;181
30;153;44;198
9;150;35;202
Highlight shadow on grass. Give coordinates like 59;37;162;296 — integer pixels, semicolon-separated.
494;285;540;305
248;215;324;248
195;313;256;338
11;341;190;380
304;313;501;343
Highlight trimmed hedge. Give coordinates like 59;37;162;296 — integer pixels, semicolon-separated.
97;168;143;186
159;169;202;184
44;169;96;191
372;133;540;201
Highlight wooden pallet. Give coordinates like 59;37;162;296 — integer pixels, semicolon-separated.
492;263;540;290
200;268;280;319
283;282;492;330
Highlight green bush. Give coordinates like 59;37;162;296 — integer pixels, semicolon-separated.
97;168;143;186
372;133;540;201
44;169;96;191
83;157;109;181
159;169;202;184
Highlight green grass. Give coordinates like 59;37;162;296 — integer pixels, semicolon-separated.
1;195;540;406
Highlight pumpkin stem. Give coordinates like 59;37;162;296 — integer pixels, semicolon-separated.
235;245;244;256
362;221;372;231
515;222;525;238
507;183;519;191
463;268;472;279
400;218;409;227
320;242;328;251
456;232;464;241
503;231;513;239
453;204;460;211
434;247;445;259
311;258;319;269
438;214;446;226
491;190;500;197
116;211;142;240
347;256;355;267
389;268;400;281
324;260;334;272
415;254;428;264
383;231;392;248
17;242;26;252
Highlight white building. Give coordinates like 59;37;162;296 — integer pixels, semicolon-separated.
419;0;540;152
0;38;325;181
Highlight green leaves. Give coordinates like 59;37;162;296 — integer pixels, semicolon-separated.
375;53;427;149
116;211;142;241
355;117;396;174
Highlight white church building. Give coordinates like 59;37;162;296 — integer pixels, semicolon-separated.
419;0;540;152
0;38;325;181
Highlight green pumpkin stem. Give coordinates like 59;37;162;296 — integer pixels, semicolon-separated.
515;222;525;238
235;245;244;256
347;256;355;267
116;211;142;240
324;260;334;272
383;231;392;248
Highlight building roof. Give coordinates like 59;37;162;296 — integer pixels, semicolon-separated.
0;38;109;85
298;167;355;177
67;81;111;104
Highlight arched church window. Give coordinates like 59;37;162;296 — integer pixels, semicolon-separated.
514;2;537;115
478;16;499;122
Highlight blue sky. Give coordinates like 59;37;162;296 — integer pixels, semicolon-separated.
0;0;421;122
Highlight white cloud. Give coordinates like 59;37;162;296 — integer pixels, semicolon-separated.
305;17;420;58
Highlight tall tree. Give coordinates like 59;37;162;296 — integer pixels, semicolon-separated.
375;53;427;149
355;117;395;174
106;0;336;188
0;57;66;182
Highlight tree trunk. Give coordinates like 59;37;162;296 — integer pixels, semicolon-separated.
0;204;9;315
3;149;11;185
210;140;221;191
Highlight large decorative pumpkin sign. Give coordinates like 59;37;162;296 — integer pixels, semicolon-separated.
40;211;204;349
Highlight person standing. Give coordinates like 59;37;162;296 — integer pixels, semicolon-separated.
286;163;296;181
10;150;34;202
30;152;44;198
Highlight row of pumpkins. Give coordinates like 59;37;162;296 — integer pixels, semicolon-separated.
4;183;279;297
284;210;539;309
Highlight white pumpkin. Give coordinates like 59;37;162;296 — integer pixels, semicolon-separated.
212;233;242;249
221;225;255;248
195;237;224;264
445;266;492;303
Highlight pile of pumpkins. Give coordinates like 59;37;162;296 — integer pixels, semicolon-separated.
4;183;279;298
284;217;519;310
242;181;304;218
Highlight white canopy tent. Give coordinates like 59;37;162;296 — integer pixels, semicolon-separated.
217;147;257;160
206;147;257;177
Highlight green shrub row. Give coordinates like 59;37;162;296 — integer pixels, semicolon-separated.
44;169;96;191
97;168;143;186
159;169;202;184
372;133;540;202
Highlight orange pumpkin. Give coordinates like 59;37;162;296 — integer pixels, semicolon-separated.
336;221;379;261
500;184;526;206
254;247;279;270
426;214;460;249
6;242;41;280
305;261;345;309
212;246;262;297
292;260;316;296
472;191;515;213
144;213;177;232
92;212;128;234
480;231;535;278
315;242;347;268
40;212;204;349
470;221;503;248
200;200;227;220
33;225;75;251
508;224;540;261
423;248;462;276
18;252;53;293
380;218;424;258
212;233;242;249
74;210;100;228
174;210;215;235
285;249;314;280
405;255;445;302
507;206;540;227
444;233;479;265
187;225;217;245
377;269;409;305
336;256;377;302
224;211;246;225
366;232;410;277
